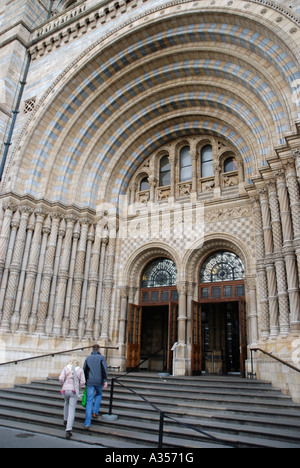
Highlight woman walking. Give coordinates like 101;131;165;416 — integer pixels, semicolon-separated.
59;356;86;440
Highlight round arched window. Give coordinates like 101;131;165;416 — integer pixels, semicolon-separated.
200;251;244;283
224;157;238;173
142;258;177;288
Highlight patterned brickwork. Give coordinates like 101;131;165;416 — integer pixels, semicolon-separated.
1;2;298;210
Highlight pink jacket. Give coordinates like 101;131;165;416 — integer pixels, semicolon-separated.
59;365;86;393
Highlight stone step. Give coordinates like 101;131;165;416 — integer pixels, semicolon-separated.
0;374;300;448
1;392;300;446
14;379;300;412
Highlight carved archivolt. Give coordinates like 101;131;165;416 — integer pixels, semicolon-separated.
182;234;254;284
122;243;181;289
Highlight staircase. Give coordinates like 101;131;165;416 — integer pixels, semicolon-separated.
0;373;300;448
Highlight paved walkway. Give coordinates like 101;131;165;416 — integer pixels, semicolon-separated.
0;426;98;448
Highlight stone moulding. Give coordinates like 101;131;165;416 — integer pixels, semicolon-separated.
29;0;300;55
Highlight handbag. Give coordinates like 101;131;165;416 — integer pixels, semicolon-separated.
60;370;72;394
81;387;87;408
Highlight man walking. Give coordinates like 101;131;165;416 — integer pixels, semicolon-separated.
83;344;108;429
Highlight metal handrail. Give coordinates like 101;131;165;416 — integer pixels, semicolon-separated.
106;347;165;415
0;345;119;367
111;379;237;448
249;347;300;379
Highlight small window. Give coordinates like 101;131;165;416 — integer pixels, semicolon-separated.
140;177;150;191
201;145;214;178
224;157;238;173
180;146;192;182
159;156;171;187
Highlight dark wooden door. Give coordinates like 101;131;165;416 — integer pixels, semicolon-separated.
192;301;202;375
127;304;142;369
168;302;178;372
239;299;247;377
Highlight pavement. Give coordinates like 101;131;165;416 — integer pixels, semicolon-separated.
0;426;99;448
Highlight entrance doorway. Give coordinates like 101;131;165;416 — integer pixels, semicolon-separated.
198;250;247;376
126;257;179;372
202;302;240;374
140;305;168;372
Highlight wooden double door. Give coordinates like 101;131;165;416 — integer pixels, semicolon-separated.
192;298;247;376
126;298;247;375
127;302;178;372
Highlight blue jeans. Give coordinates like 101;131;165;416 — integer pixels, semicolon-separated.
84;385;103;428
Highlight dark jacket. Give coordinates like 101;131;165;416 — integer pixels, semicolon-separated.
83;351;108;386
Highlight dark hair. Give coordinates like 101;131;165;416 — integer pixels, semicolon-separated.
93;344;100;351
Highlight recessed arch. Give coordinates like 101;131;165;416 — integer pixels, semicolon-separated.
5;6;300;211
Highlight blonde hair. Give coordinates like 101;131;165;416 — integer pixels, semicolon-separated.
69;356;79;367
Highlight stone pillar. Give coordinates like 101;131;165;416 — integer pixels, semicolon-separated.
258;187;279;337
276;169;300;334
85;222;102;339
1;206;31;331
52;216;76;336
285;158;300;331
62;220;80;337
28;214;51;333
94;232;108;339
118;286;129;369
100;218;117;342
69;219;90;337
267;180;289;336
0;202;15;281
36;214;61;333
245;277;259;345
0;209;20;321
175;282;187;375
252;197;269;338
44;217;66;335
19;210;46;332
78;223;94;338
11;212;35;332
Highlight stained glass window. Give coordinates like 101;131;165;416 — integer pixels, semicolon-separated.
142;258;178;288
200;251;244;283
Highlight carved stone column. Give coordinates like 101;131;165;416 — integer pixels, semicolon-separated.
285;158;300;330
78;223;94;338
28;214;51;332
276;169;300;334
245;277;258;345
258;187;279;337
19;210;46;332
252;197;269;338
0;209;20;321
267;181;289;336
100;219;117;342
36;214;61;333
118;286;129;345
52;216;76;336
1;206;32;331
61;220;80;337
11;212;35;332
0;202;16;281
44;217;66;335
85;222;102;339
69;219;90;337
94;232;108;339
